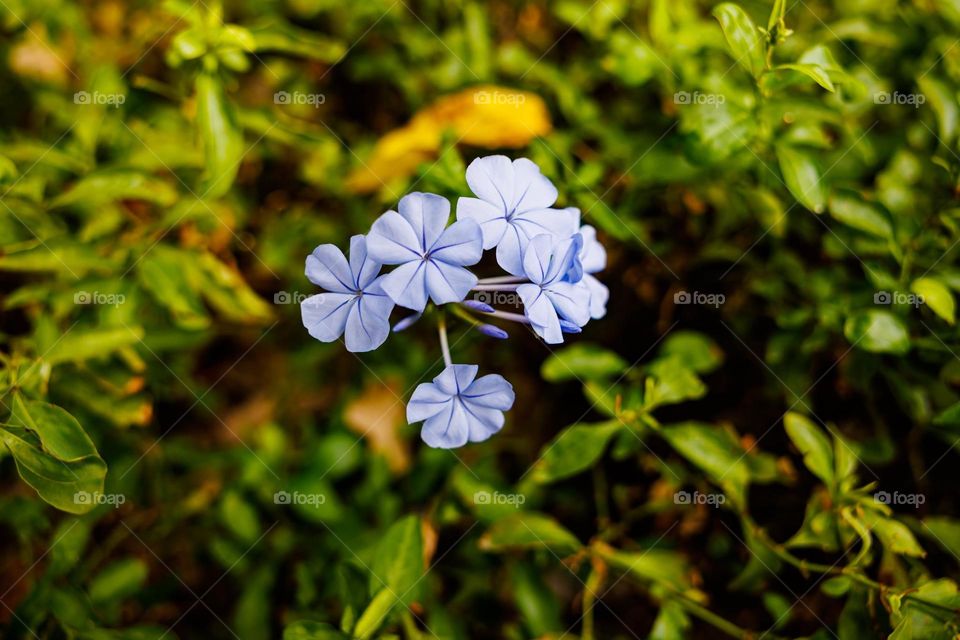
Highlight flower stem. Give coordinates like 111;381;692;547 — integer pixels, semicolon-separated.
451;304;481;326
472;284;520;292
438;315;452;367
477;275;527;284
485;310;529;324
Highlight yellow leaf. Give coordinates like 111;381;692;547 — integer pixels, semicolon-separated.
344;379;411;474
346;85;552;193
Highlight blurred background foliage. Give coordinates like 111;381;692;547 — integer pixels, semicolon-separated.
3;0;960;638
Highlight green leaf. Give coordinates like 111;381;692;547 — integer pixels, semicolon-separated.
889;579;960;640
541;343;628;382
645;357;707;408
648;600;691;640
194;252;273;324
368;515;423;603
661;422;777;507
530;420;622;483
591;542;691;590
2;396;107;513
250;23;346;62
480;512;582;555
783;412;834;486
511;562;563;636
933;401;960;427
922;517;960;561
775;63;835;91
844;310;910;354
861;510;926;558
918;76;958;144
829;192;893;239
196;72;244;199
219;491;261;544
51;170;178;208
352;589;396;640
137;247;210;330
712;4;766;78
776;144;827;213
912;277;956;325
89;558;149;604
11;394;100;461
658;331;724;374
44;326;144;365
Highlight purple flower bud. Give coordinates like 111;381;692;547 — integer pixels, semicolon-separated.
477;324;509;339
462;299;495;313
559;320;582;334
392;313;422;332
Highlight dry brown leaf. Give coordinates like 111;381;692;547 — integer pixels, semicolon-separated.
344;378;411;474
9;27;72;86
346;85;552;193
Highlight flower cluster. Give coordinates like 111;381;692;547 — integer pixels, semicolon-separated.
301;155;608;448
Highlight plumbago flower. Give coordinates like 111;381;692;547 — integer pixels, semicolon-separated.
579;224;609;320
408;365;515;448
367;192;483;311
301;235;394;352
300;156;609;449
517;234;590;344
457;155;579;276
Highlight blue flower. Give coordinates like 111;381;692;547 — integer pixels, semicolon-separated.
301;235;395;352
367;192;483;312
517;234;591;344
407;364;515;448
576;224;609;320
456;156;579;277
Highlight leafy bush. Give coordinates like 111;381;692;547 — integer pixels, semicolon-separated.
2;0;960;638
